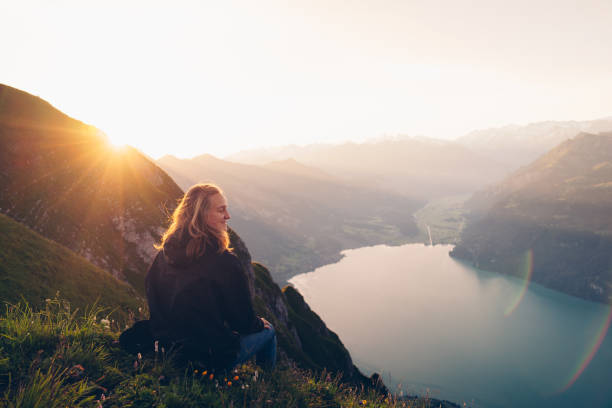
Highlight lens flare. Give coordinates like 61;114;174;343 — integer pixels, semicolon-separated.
504;249;533;317
558;302;612;392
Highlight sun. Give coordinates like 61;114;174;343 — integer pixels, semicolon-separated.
103;129;127;150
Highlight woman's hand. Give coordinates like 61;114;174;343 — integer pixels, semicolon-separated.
261;317;272;329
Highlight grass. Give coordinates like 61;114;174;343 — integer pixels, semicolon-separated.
0;297;450;408
0;213;144;321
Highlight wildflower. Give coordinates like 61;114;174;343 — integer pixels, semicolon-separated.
137;353;142;360
360;400;367;406
202;370;207;376
161;347;165;353
154;340;159;353
227;381;232;386
133;360;138;369
253;370;258;382
101;394;106;401
233;375;239;381
209;373;214;380
69;365;85;379
194;369;198;374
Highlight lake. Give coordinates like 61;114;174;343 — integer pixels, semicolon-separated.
288;244;612;408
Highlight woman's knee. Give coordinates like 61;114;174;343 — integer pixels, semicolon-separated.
263;324;276;342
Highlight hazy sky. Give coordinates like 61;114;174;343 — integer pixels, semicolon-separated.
2;0;611;158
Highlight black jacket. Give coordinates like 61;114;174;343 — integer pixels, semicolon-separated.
145;237;263;368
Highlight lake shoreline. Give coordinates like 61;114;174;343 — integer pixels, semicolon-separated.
289;243;612;408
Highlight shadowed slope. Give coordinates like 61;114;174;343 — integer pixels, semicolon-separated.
0;213;142;319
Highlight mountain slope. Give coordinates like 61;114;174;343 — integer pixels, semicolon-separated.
0;84;184;292
0;213;142;317
451;132;612;302
158;153;422;282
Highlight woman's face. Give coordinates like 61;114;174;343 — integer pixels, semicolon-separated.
205;193;230;231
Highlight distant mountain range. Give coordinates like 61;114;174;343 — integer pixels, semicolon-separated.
226;138;510;200
452;132;612;302
456;117;612;169
227;118;612;202
157;153;422;283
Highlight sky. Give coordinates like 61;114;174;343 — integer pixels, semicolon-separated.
2;0;612;158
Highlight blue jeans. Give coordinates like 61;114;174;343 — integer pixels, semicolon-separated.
232;325;277;369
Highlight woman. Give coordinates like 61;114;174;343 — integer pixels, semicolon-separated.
145;183;276;370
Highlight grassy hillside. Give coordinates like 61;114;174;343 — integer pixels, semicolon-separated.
0;84;184;293
0;213;143;320
452;133;612;302
0;298;458;407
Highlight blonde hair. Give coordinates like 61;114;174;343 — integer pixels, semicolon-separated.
156;183;231;258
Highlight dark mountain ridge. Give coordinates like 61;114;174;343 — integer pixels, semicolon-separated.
0;84;184;292
452;132;612;302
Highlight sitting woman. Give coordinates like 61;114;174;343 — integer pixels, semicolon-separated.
145;183;276;370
